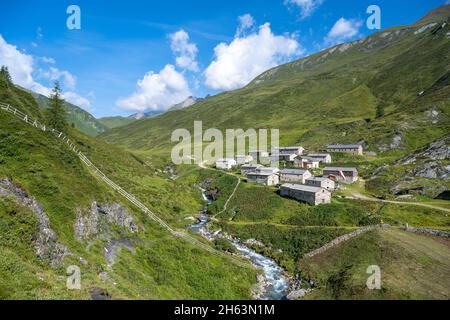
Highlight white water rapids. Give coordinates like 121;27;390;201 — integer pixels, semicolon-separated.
190;189;290;300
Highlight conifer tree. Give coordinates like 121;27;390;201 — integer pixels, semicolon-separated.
0;66;12;86
45;81;68;131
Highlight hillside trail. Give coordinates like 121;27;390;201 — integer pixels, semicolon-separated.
0;103;251;269
191;158;242;219
347;191;450;213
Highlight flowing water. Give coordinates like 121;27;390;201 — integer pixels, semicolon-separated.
190;189;290;300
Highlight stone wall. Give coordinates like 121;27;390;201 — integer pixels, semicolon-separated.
405;225;450;238
303;225;389;259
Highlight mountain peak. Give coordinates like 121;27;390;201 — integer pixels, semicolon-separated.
416;4;450;25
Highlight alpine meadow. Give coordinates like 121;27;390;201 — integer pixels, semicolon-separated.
0;1;449;307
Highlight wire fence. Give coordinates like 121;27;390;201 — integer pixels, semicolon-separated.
0;102;249;268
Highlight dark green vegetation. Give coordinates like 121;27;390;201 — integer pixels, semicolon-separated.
1;5;450;300
100;6;450;202
0;80;257;299
45;82;68;132
97;6;450;300
203;178;449;274
101;7;449;171
31;90;107;137
98;116;136;130
0;66;12;84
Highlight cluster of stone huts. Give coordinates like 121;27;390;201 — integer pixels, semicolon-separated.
215;144;362;206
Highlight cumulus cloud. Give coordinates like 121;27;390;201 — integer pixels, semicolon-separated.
38;67;77;91
169;30;199;72
285;0;324;19
62;91;91;108
117;64;192;112
325;17;362;45
41;56;56;64
236;14;255;37
0;34;90;108
204;23;301;91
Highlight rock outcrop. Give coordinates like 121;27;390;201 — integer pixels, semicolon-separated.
0;179;71;267
74;201;138;241
399;136;449;166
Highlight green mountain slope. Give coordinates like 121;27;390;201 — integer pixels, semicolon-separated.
0;81;256;299
100;5;450;166
31;91;108;137
98;116;136;130
300;228;450;300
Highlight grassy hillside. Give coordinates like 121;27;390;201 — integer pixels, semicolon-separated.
1;5;449;301
98;116;136;130
100;7;450;164
202;176;449;273
31;90;108;137
299;228;450;300
0;80;257;299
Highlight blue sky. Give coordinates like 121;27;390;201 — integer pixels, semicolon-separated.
0;0;447;117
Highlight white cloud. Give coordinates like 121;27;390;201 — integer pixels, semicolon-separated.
0;34;49;95
325;18;362;45
169;30;199;72
204;23;301;91
63;91;91;108
41;56;56;64
117;64;192;112
285;0;324;20
36;27;43;40
0;34;91;109
38;67;77;91
236;14;255;37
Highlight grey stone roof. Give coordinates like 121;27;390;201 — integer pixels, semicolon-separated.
327;144;362;149
308;153;331;157
281;184;326;193
306;177;331;182
274;146;304;150
323;167;358;173
217;158;235;162
299;156;320;162
280;169;309;175
247;171;275;177
241;164;262;168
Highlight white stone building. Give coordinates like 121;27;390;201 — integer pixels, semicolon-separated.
256;166;280;175
271;153;297;162
272;146;305;156
241;164;263;175
236;155;253;165
323;167;359;184
305;177;335;191
247;172;279;186
326;144;363;155
215;158;237;170
294;156;320;169
280;184;331;205
279;169;312;184
308;153;332;164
